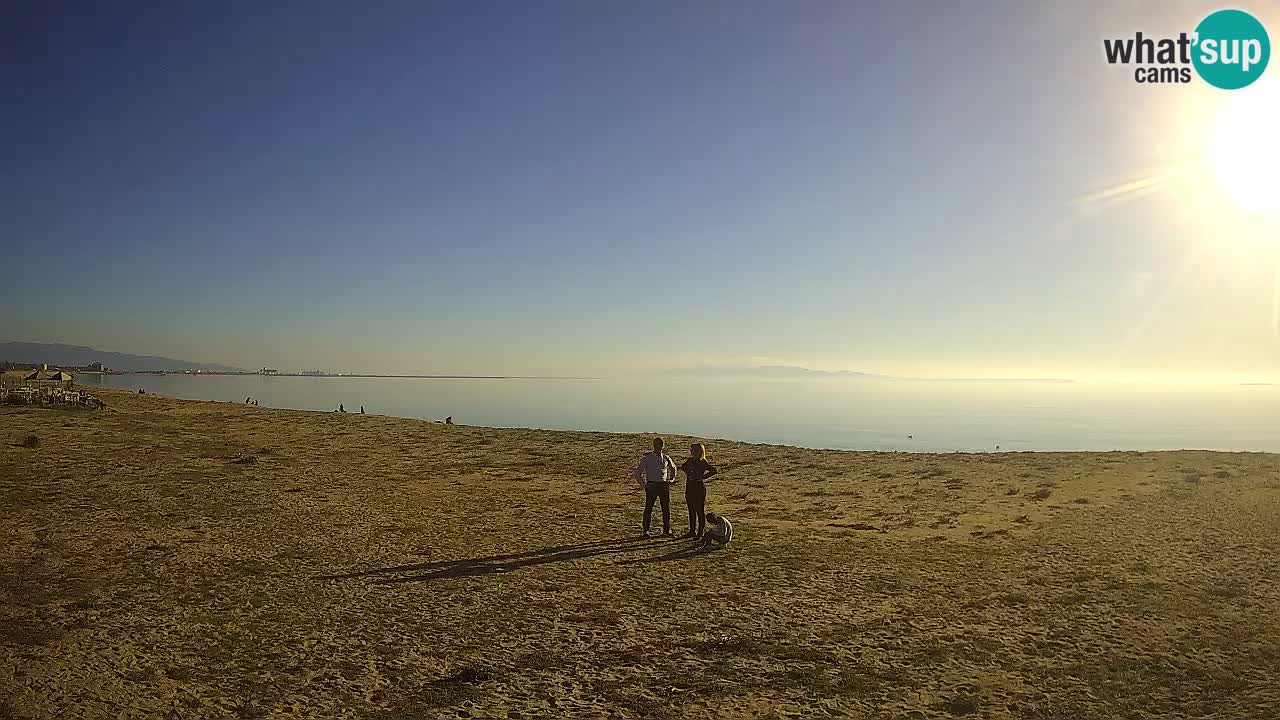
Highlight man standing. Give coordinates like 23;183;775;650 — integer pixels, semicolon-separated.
633;437;678;537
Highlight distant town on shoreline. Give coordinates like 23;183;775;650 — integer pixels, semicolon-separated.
0;343;599;380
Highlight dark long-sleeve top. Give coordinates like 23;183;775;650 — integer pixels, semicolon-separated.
680;458;718;487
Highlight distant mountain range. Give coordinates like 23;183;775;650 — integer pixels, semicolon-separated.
0;342;243;373
676;364;1076;383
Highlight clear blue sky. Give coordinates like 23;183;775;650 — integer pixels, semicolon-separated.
4;1;1278;379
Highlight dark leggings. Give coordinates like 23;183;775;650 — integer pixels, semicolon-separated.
686;482;706;534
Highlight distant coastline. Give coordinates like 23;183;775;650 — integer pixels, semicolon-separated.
114;371;603;380
0;342;605;380
673;365;1078;384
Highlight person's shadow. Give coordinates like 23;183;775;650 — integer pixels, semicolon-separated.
616;540;716;565
319;536;665;584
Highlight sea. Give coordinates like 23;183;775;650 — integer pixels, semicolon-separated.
77;373;1280;453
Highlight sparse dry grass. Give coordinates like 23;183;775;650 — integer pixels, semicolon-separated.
2;388;1279;719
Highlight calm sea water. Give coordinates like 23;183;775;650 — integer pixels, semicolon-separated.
80;374;1278;453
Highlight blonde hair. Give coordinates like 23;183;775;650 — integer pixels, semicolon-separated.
691;442;708;460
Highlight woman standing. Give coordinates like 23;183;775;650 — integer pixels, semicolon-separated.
680;443;718;538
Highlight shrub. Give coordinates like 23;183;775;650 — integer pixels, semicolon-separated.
21;434;40;448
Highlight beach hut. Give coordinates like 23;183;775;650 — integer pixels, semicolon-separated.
24;369;74;384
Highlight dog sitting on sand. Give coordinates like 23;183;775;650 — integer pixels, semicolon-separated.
700;512;733;549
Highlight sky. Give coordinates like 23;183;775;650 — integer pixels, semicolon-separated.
3;1;1278;380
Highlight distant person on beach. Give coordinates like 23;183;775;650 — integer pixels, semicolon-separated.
339;403;345;412
633;437;678;537
360;405;365;414
680;442;718;538
245;397;251;404
700;512;733;549
445;416;453;425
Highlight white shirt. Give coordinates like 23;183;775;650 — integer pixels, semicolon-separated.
633;451;677;485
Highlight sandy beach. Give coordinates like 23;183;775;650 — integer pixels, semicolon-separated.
3;389;1279;719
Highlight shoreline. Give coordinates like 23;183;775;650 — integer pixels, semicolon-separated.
74;385;1280;456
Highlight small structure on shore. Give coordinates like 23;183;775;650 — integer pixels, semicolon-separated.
23;369;73;384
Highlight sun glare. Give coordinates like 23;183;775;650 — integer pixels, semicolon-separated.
1208;79;1280;218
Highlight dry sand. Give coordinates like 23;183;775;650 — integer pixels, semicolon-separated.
2;388;1279;719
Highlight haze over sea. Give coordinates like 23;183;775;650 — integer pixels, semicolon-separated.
81;374;1278;453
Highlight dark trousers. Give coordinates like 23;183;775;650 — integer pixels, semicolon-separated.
643;482;671;532
686;483;706;534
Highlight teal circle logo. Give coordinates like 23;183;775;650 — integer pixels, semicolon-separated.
1193;9;1270;89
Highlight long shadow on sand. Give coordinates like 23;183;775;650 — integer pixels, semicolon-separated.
616;541;717;565
320;536;668;583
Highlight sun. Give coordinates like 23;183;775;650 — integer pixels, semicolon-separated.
1208;78;1280;218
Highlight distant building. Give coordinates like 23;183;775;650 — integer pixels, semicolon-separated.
260;367;278;376
300;369;326;376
